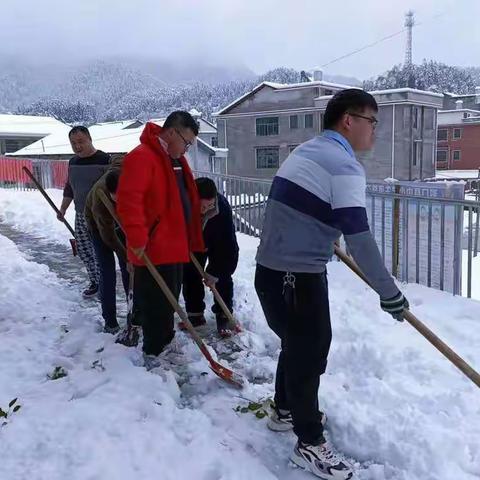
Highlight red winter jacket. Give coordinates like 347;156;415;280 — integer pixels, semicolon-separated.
116;122;204;266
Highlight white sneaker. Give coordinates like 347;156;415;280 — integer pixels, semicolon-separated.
268;409;327;432
290;440;353;480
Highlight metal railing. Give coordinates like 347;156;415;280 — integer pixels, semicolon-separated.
1;158;479;298
195;171;480;299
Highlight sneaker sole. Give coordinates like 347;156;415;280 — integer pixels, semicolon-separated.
290;449;353;480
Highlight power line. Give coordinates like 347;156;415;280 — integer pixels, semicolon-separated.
321;10;449;69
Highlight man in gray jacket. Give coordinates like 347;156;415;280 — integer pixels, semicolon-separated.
57;126;110;297
255;89;409;480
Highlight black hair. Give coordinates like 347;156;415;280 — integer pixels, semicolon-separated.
195;177;217;199
68;125;91;139
105;170;120;194
163;111;199;136
323;89;378;130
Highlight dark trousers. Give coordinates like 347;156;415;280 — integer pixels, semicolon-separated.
182;252;236;317
135;263;183;356
254;264;332;445
91;232;129;327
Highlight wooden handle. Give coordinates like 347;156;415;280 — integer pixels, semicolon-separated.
97;190;215;363
189;253;238;327
334;245;480;389
22;166;76;237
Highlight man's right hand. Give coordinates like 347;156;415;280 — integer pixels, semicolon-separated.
56;209;66;221
380;292;409;321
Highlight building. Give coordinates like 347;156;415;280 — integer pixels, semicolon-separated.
214;76;443;181
0;114;69;154
9;116;227;172
436;107;480;170
443;88;480;111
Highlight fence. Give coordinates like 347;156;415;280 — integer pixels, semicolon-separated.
1;157;479;298
0;156;68;190
195;170;480;299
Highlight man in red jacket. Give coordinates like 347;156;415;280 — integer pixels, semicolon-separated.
116;111;204;366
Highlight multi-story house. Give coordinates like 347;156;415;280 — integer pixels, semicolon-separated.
215;73;444;181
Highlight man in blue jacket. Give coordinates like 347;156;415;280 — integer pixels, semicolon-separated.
255;89;409;480
181;177;239;337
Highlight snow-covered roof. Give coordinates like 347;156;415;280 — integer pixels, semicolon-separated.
214;80;351;116
439;109;480;115
10;121;145;156
367;88;444;98
0;114;68;138
196;137;227;156
435;170;480;179
10;120;224;156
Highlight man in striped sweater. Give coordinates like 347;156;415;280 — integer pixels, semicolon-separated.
255;89;408;480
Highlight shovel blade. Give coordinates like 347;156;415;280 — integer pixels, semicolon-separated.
209;360;245;389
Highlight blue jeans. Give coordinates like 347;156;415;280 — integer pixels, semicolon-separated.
91;231;129;327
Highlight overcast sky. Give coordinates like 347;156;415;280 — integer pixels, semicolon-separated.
1;0;479;80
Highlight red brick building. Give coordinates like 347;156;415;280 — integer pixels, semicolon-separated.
436;109;480;170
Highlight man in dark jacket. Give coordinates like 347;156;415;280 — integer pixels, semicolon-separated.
182;177;239;337
85;155;129;333
58;126;110;297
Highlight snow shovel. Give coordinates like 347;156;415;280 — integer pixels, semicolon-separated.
189;253;242;335
115;267;140;347
22;166;77;256
98;190;245;389
334;245;480;389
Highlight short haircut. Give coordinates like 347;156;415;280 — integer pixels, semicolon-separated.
323;89;378;130
195;177;217;199
69;125;91;139
163;111;199;136
105;170;120;194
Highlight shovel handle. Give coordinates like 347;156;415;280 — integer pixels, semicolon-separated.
189;253;240;329
334;245;480;389
22;166;76;238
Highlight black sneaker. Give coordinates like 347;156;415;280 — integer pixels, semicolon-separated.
83;283;98;298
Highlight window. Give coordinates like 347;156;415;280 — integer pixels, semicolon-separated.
256;117;279;136
413;142;418;166
4;139;28;153
453;150;461;161
436;150;448;162
289;115;298;129
256;147;279;169
437;129;448;141
412;107;419;129
304;114;314;129
453;128;462;140
289;145;299;153
324;89;333;96
211;136;218;147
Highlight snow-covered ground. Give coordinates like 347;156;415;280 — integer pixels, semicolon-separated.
1;189;480;480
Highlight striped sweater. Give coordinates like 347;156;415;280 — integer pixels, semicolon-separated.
256;130;399;300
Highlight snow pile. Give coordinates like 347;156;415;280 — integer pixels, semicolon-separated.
1;189;480;480
0;188;74;245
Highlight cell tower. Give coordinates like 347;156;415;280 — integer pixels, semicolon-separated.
404;10;415;67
